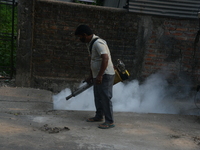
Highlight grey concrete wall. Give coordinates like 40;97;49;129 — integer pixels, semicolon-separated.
16;0;35;87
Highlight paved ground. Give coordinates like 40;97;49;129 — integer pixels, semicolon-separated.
0;86;200;150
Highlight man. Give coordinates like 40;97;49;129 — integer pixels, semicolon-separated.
75;25;115;129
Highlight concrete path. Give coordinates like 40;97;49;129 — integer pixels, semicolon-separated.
0;87;200;150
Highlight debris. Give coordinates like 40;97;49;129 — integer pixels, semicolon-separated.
170;135;180;139
193;136;200;145
40;124;70;134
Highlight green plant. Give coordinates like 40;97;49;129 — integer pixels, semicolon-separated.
0;3;17;77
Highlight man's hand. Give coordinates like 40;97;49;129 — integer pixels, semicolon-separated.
95;75;103;84
85;75;93;84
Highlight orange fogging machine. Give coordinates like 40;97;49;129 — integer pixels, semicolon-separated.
66;59;130;100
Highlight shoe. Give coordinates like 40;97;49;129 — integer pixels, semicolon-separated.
86;117;103;122
98;122;115;129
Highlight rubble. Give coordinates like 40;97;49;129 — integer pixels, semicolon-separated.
40;124;70;134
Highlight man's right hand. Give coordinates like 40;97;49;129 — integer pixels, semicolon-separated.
85;75;93;84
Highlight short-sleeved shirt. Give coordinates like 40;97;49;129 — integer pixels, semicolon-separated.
87;35;115;78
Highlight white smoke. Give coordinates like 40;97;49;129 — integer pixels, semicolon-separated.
53;70;198;115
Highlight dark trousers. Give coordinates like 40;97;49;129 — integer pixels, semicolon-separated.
93;74;115;123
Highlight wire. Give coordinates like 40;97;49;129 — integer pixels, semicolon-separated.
194;85;200;109
192;13;200;109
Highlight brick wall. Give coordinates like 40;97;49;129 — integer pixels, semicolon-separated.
16;0;200;92
142;17;200;84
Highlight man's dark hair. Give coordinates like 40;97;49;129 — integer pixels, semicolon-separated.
75;25;93;36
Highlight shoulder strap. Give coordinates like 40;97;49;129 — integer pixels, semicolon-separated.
89;38;99;54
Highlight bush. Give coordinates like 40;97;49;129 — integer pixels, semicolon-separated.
0;3;17;77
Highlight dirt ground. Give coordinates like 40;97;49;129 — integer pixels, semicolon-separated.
0;79;200;150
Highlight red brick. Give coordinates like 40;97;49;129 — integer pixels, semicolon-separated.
49;25;57;30
171;32;183;36
147;54;157;57
145;62;155;65
176;28;188;31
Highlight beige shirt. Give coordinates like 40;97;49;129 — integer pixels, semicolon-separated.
87;35;115;78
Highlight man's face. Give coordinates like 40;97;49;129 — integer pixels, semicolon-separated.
77;35;87;43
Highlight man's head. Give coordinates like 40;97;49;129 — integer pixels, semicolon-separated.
75;25;93;43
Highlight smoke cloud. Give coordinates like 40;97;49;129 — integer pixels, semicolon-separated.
53;70;199;115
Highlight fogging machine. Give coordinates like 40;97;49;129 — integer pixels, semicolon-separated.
66;59;130;100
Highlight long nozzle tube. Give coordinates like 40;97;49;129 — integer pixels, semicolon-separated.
66;83;93;100
65;59;129;100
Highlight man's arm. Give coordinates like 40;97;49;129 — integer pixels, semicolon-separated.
96;54;109;84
